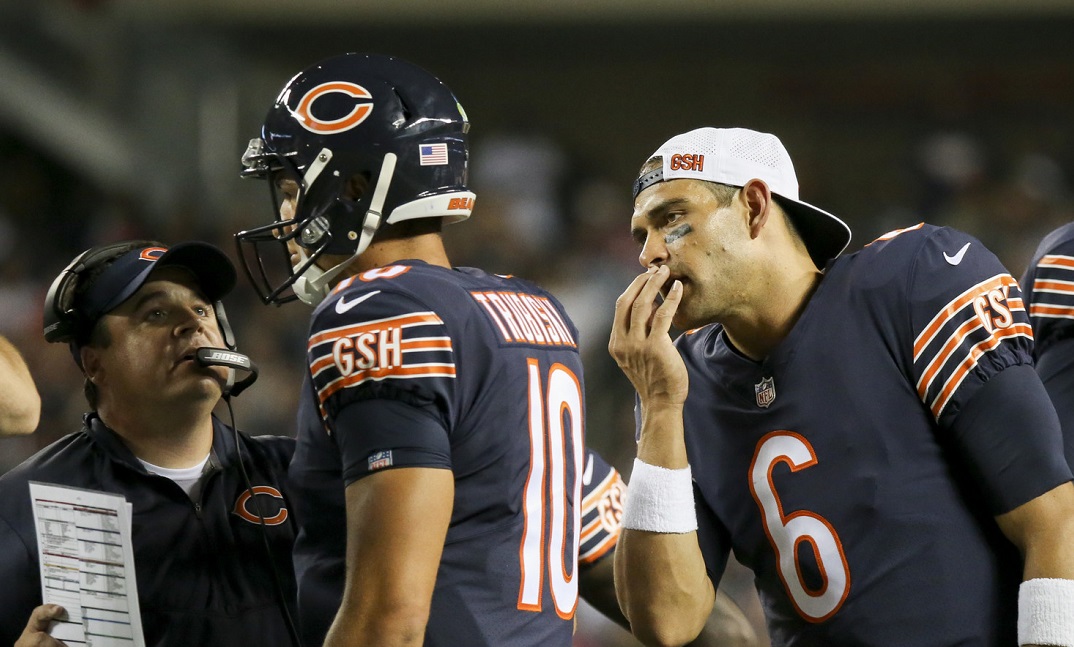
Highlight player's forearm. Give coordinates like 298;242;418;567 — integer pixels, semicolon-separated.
617;402;712;645
323;598;429;647
996;483;1074;580
636;402;689;469
995;482;1074;647
615;528;714;647
0;337;40;436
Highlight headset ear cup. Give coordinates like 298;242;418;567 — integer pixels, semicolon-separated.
42;240;157;346
42;264;83;344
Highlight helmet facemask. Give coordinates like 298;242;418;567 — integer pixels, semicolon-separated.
236;140;337;305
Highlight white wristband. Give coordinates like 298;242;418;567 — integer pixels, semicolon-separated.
620;458;698;533
1018;578;1074;646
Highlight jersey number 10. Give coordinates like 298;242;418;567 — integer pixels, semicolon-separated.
517;359;584;618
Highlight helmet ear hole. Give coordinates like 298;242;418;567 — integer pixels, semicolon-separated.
345;173;371;201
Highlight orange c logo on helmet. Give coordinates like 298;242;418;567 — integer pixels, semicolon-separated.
233;485;289;526
294;81;374;135
138;247;167;261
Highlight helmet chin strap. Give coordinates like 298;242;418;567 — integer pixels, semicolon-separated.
293;153;398;307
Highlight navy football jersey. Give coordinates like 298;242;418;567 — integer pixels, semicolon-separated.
674;224;1071;645
1020;221;1074;466
290;260;584;647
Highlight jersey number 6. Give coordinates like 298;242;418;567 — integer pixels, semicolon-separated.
517;358;584;619
749;430;851;623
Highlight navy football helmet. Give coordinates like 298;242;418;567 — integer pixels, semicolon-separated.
235;53;474;305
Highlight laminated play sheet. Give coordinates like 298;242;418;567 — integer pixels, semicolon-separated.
29;482;144;647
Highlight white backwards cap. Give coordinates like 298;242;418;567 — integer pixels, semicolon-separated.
634;127;852;268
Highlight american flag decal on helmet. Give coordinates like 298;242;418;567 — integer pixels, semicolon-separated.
419;143;448;166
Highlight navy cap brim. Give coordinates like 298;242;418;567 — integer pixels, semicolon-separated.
80;242;237;323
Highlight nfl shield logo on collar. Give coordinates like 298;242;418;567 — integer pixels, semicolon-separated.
755;377;776;408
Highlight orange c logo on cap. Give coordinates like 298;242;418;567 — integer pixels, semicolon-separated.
139;247;167;261
295;82;374;135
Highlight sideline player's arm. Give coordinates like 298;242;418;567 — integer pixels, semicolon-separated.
0;335;40;435
583;556;759;647
609;267;715;646
322;466;454;647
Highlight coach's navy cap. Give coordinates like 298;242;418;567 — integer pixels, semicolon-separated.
76;242;236;326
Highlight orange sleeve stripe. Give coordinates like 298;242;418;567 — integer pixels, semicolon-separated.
308;312;443;348
579;534;618;565
913;274;1017;360
402;338;453;351
916;317;985;400
1030;304;1074;318
1031;279;1074;295
1038;255;1074;269
928;324;1033;418
318;364;457;403
581;473;618;510
580;519;605;543
310;355;335;376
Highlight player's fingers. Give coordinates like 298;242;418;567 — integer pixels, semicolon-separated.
612;269;657;333
628;266;670;335
648;279;682;338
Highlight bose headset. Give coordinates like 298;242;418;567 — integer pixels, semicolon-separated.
43;241;258;396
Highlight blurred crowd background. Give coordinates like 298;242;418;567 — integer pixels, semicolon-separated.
2;0;1073;644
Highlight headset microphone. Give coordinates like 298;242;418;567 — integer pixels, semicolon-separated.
195;348;259;398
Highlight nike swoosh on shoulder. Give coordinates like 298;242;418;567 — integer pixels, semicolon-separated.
582;453;595;486
335;290;381;314
943;242;972;266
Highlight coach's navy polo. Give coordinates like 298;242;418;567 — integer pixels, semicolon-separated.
0;413;296;646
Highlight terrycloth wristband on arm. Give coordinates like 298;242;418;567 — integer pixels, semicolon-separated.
1018;578;1074;646
620;458;698;533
